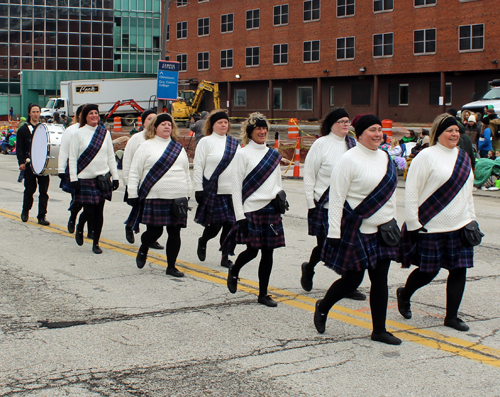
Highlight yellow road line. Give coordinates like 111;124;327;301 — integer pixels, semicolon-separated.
2;207;500;368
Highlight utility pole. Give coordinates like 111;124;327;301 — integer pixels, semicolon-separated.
157;0;171;113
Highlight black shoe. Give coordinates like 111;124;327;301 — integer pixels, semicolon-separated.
92;244;102;254
371;331;402;345
444;317;469;332
166;267;184;277
197;238;207;261
221;256;233;268
346;289;366;301
258;295;278;307
75;229;84;246
37;217;50;226
300;262;314;292
136;250;147;269
87;231;94;239
314;300;327;334
125;227;135;244
67;219;75;234
21;212;29;222
150;241;164;250
397;287;412;319
227;265;238;294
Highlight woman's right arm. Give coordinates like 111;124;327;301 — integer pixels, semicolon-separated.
68;132;80;182
303;142;321;209
231;151;246;221
127;146;146;199
193;138;207;192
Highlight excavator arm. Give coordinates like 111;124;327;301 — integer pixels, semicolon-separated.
190;80;220;113
103;99;145;120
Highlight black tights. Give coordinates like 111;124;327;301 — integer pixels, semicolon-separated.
319;260;391;334
78;201;104;245
400;267;467;319
140;225;182;268
306;235;325;271
231;246;274;297
200;223;232;254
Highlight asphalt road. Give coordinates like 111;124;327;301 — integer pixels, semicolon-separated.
0;153;499;396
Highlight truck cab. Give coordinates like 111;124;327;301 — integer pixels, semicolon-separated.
462;80;500;117
41;98;68;118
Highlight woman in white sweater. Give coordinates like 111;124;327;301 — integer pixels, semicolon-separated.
397;114;478;332
314;115;402;345
224;113;286;307
193;110;239;268
127;114;192;278
69;104;119;254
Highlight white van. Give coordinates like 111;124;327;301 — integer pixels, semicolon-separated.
462;79;500;117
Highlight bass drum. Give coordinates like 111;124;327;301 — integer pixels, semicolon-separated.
31;123;65;176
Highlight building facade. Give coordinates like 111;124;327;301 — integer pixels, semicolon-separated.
166;0;500;123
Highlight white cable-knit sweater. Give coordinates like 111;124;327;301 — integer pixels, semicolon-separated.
304;133;353;209
193;132;240;194
57;123;79;172
69;124;119;182
328;143;397;238
405;143;475;233
121;131;146;186
232;140;283;221
127;136;192;200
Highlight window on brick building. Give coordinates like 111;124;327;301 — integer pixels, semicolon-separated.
197;52;209;70
389;83;409;106
246;9;260;30
373;33;393;57
273;44;288;65
166;24;170;41
303;40;320;62
177;0;187;6
337;37;355;60
274;4;289;26
176;54;187;72
459;24;484;52
414;29;436;54
304;0;320;22
352;84;371;106
414;0;436;6
220;49;233;69
337;0;355;17
298;87;313;110
221;14;234;33
374;0;393;12
234;89;247;106
177;21;187;39
330;86;335;106
429;82;452;105
246;46;260;67
198;18;210;37
273;88;282;109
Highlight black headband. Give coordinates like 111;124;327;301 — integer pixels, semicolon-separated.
141;109;156;122
210;111;229;125
154;113;173;128
436;116;458;139
354;114;382;137
246;118;268;135
324;108;349;130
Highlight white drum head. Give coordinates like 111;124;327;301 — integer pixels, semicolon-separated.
31;124;49;175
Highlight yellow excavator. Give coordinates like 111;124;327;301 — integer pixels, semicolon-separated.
171;80;220;120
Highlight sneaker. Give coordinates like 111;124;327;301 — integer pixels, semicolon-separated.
300;262;314;292
75;229;84;246
371;331;402;345
444;317;469;332
166;267;184;278
67;218;75;234
346;289;366;301
396;287;412;319
21;212;29;222
37;217;50;226
136;250;147;269
125;227;135;244
227;265;238;294
258;295;278;307
197;238;206;261
92;244;102;254
314;300;327;334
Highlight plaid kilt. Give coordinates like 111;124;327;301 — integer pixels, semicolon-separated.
195;194;236;226
75;178;111;205
322;232;400;275
141;199;187;228
307;206;328;237
401;230;474;272
222;202;285;255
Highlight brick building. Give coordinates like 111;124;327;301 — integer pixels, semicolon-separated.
166;0;500;123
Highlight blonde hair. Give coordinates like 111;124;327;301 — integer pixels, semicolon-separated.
240;112;270;145
461;110;470;124
145;114;179;141
203;109;231;136
429;113;454;146
390;138;399;149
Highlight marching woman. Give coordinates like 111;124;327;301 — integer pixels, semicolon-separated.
127;113;192;277
398;114;479;332
193;109;239;268
301;108;365;301
223;113;287;307
69;104;119;254
314;115;402;345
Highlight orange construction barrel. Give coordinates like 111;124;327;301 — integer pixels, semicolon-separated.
288;118;299;139
382;119;393;142
114;117;122;132
137;116;142;129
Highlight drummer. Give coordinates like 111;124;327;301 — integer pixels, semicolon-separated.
16;103;50;225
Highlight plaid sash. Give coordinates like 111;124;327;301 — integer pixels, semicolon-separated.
195;135;239;225
242;148;281;203
77;123;107;174
126;140;183;232
323;152;397;272
401;148;471;267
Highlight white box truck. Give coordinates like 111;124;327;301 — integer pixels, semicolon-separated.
41;78;158;125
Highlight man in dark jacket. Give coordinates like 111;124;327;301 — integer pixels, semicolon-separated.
16;103;50;225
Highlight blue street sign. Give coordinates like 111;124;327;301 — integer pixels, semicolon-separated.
157;61;179;100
